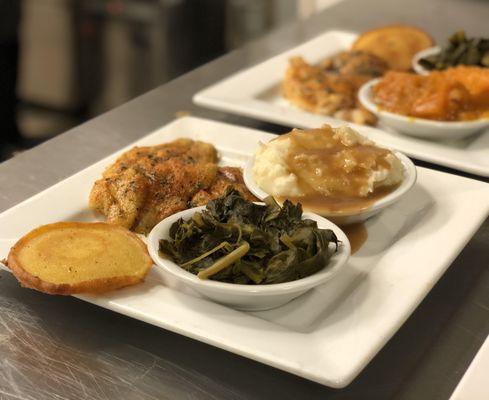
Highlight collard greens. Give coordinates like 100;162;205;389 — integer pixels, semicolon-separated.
160;190;339;284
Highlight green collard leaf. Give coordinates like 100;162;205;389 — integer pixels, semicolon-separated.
420;30;489;70
264;249;302;284
159;189;339;285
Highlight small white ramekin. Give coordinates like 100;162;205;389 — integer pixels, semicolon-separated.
243;150;416;226
358;78;489;141
148;206;350;311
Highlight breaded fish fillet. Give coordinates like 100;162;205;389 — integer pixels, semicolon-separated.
191;166;257;206
89;139;218;234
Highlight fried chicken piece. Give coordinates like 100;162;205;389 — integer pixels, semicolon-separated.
320;50;388;78
283;57;356;115
283;55;382;125
89;139;218;234
191;167;257;206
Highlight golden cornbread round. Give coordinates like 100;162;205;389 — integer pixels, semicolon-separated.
352;25;434;71
7;222;153;295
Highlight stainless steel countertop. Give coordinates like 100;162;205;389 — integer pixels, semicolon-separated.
1;0;488;398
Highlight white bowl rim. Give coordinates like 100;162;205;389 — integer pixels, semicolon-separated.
147;205;351;296
358;78;489;129
412;46;441;75
243;141;417;218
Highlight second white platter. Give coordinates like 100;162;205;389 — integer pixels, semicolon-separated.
193;30;489;177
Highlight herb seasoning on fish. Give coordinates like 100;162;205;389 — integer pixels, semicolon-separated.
159;190;339;284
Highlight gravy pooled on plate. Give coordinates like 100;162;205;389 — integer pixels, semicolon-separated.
252;125;404;216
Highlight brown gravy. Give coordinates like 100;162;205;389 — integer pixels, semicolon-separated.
278;128;399;215
342;222;368;254
278;184;398;215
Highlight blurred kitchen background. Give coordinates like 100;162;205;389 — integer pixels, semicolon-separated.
0;0;340;161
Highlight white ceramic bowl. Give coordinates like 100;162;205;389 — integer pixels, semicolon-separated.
358;78;489;140
243;148;417;226
412;46;441;75
148;206;351;311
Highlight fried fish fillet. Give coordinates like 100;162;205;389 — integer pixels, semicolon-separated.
89;139;257;234
89;139;218;234
191;166;257;206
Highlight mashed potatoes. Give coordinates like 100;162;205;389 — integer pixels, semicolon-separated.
253;137;304;197
253;125;403;207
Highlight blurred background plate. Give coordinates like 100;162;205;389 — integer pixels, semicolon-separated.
193;30;489;177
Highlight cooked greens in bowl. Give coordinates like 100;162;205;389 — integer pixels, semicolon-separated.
148;189;350;310
418;31;489;71
159;190;339;285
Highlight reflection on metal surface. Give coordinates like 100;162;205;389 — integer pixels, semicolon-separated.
0;273;244;400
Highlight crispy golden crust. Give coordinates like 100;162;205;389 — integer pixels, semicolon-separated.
352;24;434;71
89;139;219;234
190;167;258;206
6;222;153;295
89;139;260;234
282;56;377;125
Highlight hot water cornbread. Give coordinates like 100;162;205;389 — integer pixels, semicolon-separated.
7;222;152;295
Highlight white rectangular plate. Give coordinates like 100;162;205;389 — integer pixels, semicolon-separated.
450;335;489;400
1;117;488;388
194;30;489;177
